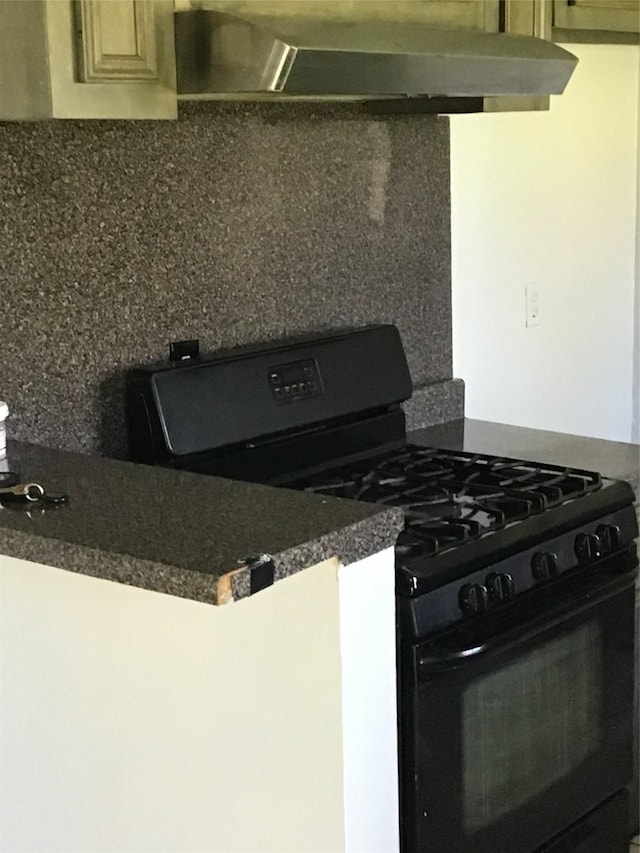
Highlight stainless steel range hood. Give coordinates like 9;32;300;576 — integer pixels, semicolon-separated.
174;8;578;110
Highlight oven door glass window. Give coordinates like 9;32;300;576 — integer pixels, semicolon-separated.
463;621;602;833
399;575;635;853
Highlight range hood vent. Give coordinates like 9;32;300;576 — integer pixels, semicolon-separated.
174;9;578;109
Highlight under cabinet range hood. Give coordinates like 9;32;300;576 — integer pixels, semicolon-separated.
174;8;578;112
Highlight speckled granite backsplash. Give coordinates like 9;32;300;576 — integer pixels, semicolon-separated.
0;102;458;457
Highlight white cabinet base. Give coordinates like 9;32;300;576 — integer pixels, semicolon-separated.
0;549;398;853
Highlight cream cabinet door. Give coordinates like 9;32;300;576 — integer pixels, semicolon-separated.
0;0;177;120
503;0;553;39
553;0;640;40
47;0;177;118
180;1;502;33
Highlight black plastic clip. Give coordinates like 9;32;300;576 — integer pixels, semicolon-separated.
169;339;200;362
242;554;276;595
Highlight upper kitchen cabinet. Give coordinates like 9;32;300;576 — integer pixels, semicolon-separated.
175;0;520;35
173;0;503;32
503;0;553;39
552;0;640;42
1;1;575;120
0;0;177;120
172;1;545;36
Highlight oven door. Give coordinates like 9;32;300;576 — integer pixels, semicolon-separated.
399;561;637;853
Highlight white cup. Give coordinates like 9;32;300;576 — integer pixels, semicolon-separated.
0;401;8;459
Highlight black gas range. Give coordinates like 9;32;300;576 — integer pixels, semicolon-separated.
126;324;638;853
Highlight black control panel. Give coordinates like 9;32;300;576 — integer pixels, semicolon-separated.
126;324;413;458
268;359;323;405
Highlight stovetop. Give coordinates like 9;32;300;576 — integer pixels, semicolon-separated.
289;443;637;599
296;444;603;556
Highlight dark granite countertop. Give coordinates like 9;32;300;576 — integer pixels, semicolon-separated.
0;441;403;605
409;419;640;497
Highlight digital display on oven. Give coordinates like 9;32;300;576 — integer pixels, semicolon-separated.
267;359;323;405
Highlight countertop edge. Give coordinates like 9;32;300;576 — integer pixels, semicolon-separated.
0;526;222;605
228;509;405;601
0;499;404;606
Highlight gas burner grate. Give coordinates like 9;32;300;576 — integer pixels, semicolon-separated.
396;518;484;559
298;445;603;558
379;447;602;504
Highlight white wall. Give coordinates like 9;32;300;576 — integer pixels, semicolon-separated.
451;44;639;443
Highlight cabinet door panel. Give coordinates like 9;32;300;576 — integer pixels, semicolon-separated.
553;0;640;34
46;0;176;118
179;1;502;32
504;0;552;40
76;0;159;82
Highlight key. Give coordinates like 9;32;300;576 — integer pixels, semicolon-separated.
0;482;45;501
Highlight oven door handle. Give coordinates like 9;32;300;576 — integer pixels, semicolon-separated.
417;569;636;674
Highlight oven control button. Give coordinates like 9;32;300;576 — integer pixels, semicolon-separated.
459;583;489;615
531;551;558;581
595;524;621;554
574;532;603;564
485;572;515;601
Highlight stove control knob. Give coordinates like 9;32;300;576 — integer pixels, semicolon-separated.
459;583;489;615
574;532;603;564
531;551;558;581
595;524;622;554
485;572;515;601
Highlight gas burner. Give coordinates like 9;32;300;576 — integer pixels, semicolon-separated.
390;486;539;558
396;518;483;559
376;448;456;480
